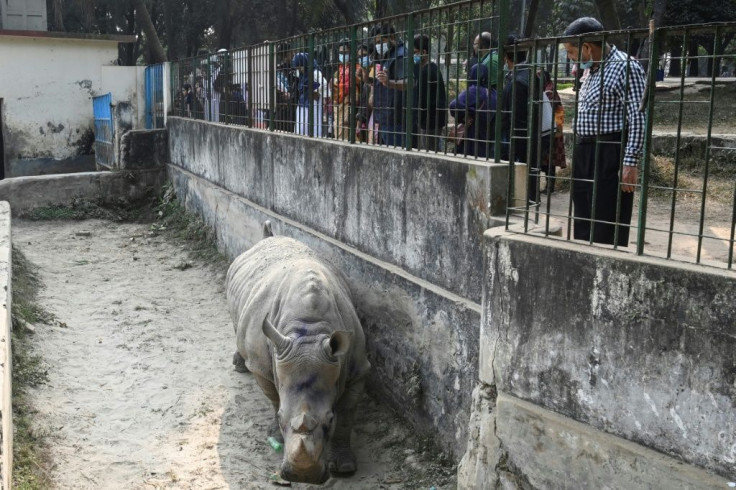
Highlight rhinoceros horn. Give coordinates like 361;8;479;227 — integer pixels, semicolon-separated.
263;317;292;357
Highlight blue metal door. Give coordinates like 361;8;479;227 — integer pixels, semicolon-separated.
145;64;164;129
93;93;113;169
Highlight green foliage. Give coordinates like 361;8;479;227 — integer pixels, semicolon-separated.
21;196;154;222
151;184;229;268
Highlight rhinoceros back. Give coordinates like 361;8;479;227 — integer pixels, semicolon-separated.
226;236;368;381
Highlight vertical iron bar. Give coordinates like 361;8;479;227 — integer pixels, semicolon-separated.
667;29;689;259
349;25;358;144
496;0;510;163
695;25;721;264
308;34;315;138
637;23;658;255
406;12;415;151
269;43;276;131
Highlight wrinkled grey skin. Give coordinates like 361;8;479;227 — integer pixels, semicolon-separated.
226;233;370;484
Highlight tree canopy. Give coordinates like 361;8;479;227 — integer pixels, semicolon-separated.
45;0;736;64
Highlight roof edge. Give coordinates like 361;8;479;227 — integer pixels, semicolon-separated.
0;30;137;43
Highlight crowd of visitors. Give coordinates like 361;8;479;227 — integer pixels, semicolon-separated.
176;16;647;247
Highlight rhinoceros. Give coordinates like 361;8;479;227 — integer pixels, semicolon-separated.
226;227;370;484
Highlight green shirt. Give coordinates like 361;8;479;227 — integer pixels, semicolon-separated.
480;51;499;88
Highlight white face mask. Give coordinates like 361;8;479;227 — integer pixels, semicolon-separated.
375;42;390;56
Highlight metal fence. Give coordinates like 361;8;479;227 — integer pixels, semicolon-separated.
508;23;736;270
167;2;736;270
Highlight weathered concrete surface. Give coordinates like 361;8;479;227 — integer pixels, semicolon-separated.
0;169;166;215
494;392;731;489
9;154;96;177
480;230;736;479
0;202;12;490
169;164;480;458
168;117;511;304
120;129;168;170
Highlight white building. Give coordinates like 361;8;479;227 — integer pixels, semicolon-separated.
0;29;138;177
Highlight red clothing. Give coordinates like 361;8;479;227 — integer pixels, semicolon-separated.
333;64;360;104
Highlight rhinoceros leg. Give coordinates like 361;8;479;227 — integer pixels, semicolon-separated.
232;351;249;373
328;378;364;475
254;373;284;443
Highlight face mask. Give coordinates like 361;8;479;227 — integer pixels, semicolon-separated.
359;56;370;67
376;42;389;56
578;45;593;70
413;55;421;64
338;53;349;63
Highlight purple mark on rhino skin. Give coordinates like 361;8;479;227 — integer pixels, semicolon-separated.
295;374;318;392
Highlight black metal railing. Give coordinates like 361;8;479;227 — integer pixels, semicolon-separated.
165;2;736;270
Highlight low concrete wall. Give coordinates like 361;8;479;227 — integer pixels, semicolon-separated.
0;168;166;215
168;117;511;305
0;202;11;490
120;129;168;170
169;164;481;458
459;230;736;487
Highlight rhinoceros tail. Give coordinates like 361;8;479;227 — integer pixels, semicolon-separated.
263;220;273;238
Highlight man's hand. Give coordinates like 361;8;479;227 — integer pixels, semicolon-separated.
621;166;638;193
376;69;389;87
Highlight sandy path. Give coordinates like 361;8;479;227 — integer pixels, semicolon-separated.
14;219;454;490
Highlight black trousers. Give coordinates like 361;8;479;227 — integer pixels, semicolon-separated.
572;133;634;246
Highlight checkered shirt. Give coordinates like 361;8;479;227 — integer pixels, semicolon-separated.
574;46;647;167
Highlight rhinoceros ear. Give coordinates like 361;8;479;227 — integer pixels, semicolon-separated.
323;331;352;360
262;317;292;357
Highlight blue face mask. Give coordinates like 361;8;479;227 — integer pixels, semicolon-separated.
338;53;349;63
359;56;370;67
413;54;422;64
578;45;593;70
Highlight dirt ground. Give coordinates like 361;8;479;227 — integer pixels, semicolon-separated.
13;218;455;490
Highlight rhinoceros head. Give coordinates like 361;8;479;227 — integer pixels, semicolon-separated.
263;318;352;484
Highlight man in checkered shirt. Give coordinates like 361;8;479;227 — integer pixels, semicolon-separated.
563;17;647;246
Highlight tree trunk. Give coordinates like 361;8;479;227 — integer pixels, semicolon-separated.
523;0;539;37
595;0;621;31
163;0;179;61
669;42;682;77
50;0;65;31
332;0;357;23
688;40;700;77
133;0;167;63
375;0;387;19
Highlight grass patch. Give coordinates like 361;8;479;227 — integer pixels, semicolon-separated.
11;247;53;489
150;184;229;269
21;194;158;223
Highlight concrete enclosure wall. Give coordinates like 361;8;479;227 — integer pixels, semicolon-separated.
459;230;736;487
169;117;510;304
0;202;11;490
166;116;513;457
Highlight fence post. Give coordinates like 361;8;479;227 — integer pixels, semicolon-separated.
269;42;276;132
405;12;415;151
496;0;511;164
636;21;659;255
349;25;358;144
308;33;315;138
